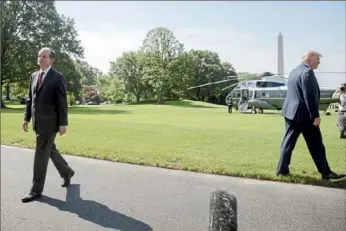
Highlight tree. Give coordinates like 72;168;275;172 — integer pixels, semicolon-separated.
1;0;84;107
184;50;226;102
81;85;100;103
167;51;196;99
75;60;102;86
96;75;124;102
109;51;147;103
140;27;184;104
221;61;237;78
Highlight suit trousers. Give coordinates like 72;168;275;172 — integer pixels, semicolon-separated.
277;118;331;175
31;132;72;193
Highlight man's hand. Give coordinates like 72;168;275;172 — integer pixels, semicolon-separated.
313;117;321;127
22;121;29;132
59;126;67;136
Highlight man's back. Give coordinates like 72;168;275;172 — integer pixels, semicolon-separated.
281;63;320;123
277;49;345;181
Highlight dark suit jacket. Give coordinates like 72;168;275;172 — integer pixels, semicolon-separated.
281;63;320;123
24;67;68;135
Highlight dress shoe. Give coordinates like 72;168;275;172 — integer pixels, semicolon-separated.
276;172;290;177
322;171;346;180
62;169;75;187
22;191;42;203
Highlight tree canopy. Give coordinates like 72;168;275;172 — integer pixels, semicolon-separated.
1;1;268;107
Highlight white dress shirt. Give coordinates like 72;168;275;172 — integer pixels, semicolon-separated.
38;65;51;83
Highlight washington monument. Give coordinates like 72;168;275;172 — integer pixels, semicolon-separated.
277;31;284;77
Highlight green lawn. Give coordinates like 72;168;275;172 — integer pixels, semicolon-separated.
1;99;345;188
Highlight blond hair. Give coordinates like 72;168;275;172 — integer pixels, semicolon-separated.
301;49;322;62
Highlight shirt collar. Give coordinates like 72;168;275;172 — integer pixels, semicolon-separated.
302;63;311;69
40;65;51;74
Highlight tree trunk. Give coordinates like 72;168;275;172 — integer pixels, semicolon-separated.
1;97;6;108
136;93;141;103
157;87;164;104
6;83;10;100
0;81;7;108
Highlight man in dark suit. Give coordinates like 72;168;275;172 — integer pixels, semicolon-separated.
277;49;345;180
21;47;75;203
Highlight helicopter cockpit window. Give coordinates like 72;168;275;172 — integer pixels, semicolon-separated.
247;82;255;88
230;90;241;98
240;82;247;88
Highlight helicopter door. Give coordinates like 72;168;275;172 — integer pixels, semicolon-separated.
238;88;249;113
241;89;249;100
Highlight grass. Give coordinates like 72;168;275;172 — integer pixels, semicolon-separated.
1;99;345;189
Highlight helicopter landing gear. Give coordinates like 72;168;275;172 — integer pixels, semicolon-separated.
250;106;257;114
323;109;331;116
250;107;263;114
325;111;331;116
251;106;264;114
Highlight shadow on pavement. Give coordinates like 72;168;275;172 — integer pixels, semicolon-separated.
38;184;152;231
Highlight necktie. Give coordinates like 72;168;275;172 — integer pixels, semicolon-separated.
37;72;45;89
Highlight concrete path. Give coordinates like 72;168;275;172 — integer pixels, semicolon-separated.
1;145;345;231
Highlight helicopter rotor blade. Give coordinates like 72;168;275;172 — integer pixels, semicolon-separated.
186;74;262;90
221;82;240;91
187;78;235;90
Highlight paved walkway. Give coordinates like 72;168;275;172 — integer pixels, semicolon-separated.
1;145;345;231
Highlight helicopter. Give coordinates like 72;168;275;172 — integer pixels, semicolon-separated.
187;74;340;115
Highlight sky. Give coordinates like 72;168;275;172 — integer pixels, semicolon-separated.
55;1;345;87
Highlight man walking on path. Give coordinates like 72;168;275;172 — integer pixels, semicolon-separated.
21;47;75;203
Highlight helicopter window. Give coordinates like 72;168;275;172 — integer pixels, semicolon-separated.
256;81;285;88
241;89;249;99
231;90;241;98
247;82;255;88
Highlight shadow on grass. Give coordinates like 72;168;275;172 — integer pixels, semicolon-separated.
1;106;131;115
69;106;131;115
38;184;152;231
129;99;224;109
